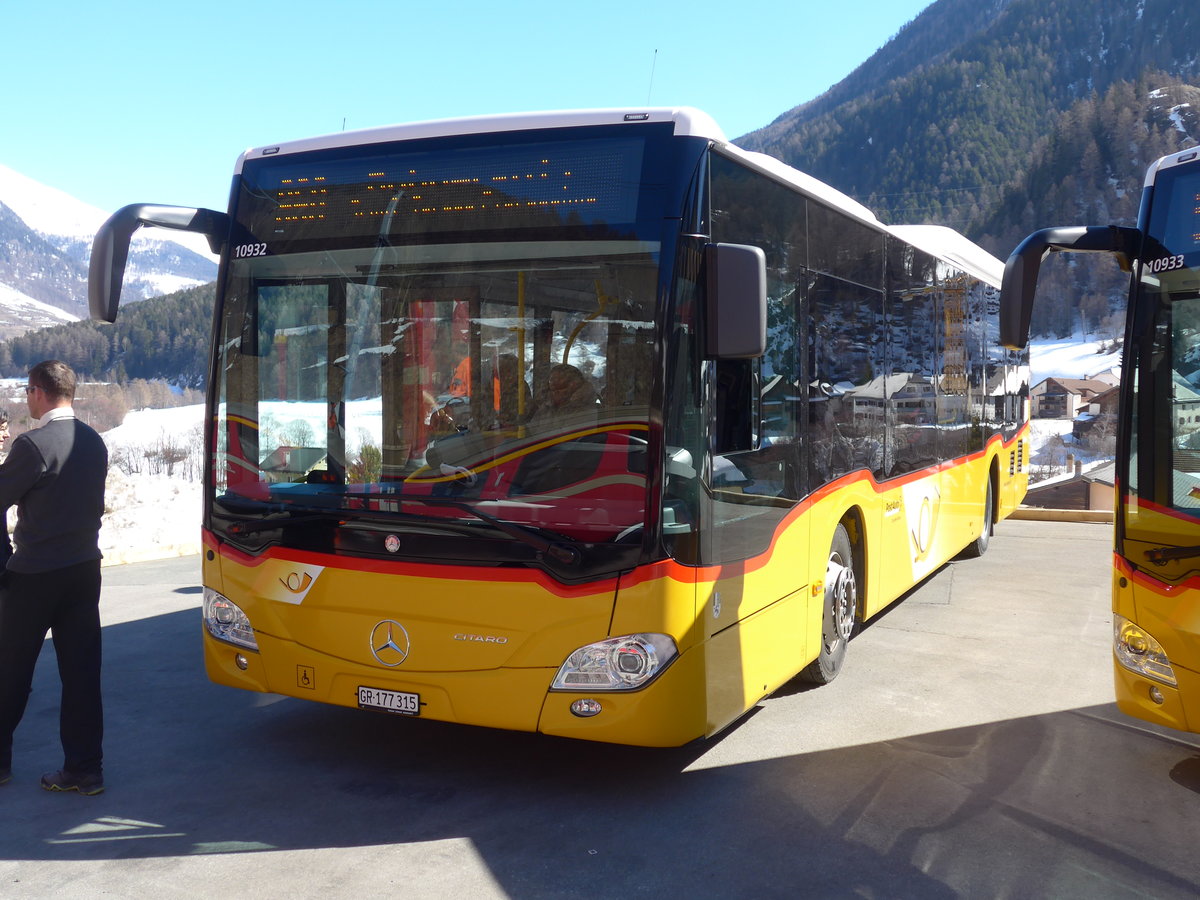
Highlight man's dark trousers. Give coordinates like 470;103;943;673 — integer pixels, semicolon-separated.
0;560;103;775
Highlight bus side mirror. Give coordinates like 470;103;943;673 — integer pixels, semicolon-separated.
89;204;231;323
1000;225;1140;350
705;242;766;359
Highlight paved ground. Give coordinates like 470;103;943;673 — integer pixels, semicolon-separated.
2;520;1199;898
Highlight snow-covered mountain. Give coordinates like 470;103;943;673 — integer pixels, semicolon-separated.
0;163;217;337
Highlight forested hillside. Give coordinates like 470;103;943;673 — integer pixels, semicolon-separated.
978;75;1200;252
977;74;1200;337
0;282;213;386
743;0;1200;232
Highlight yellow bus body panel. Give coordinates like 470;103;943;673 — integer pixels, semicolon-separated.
1113;555;1200;733
208;546;616;670
702;588;810;735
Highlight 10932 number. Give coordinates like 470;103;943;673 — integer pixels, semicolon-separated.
233;243;269;258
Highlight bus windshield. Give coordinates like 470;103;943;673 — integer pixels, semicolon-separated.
209;129;671;557
1126;164;1200;556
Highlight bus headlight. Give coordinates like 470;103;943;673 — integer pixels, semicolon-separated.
1114;615;1176;686
203;588;258;651
551;633;678;691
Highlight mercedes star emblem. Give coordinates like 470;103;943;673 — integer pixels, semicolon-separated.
370;619;411;667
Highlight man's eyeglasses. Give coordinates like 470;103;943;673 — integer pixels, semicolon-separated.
24;385;37;394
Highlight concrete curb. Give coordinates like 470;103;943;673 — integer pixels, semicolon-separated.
101;543;203;567
1008;506;1113;524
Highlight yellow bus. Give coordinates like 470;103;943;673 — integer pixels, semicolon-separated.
91;108;1029;746
1001;146;1200;735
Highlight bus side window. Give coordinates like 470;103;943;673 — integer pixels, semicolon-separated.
712;359;757;454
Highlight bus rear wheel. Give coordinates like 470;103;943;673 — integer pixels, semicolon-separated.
802;524;858;685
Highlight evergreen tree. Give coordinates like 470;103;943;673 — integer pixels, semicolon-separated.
0;282;215;387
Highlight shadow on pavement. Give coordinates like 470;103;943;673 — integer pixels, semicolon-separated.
4;606;1200;899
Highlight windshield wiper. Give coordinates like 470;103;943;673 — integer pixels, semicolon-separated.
226;513;347;536
1145;544;1200;564
216;497;432;535
395;496;582;566
214;494;582;565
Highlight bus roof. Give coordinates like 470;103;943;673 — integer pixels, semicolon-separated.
889;224;1004;287
719;145;884;227
709;145;1002;287
235;107;728;170
1145;145;1200;186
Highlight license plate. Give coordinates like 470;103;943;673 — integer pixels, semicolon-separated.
357;686;420;716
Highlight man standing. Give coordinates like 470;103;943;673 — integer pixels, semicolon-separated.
0;407;11;569
0;361;108;794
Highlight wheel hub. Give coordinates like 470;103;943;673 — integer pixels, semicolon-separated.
825;558;857;644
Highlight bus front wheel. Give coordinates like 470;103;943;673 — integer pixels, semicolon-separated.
802;524;858;685
958;477;994;559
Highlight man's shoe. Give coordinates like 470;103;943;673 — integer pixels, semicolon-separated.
40;769;104;795
0;769;10;785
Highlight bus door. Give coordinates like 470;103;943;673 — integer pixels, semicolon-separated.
702;354;809;731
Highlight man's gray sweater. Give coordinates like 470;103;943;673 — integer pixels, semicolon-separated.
0;417;108;573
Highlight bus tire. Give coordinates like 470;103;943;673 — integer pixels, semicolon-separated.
802;523;858;685
958;476;994;559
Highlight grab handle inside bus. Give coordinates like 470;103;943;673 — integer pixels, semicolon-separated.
89;204;231;323
705;242;766;359
999;225;1140;350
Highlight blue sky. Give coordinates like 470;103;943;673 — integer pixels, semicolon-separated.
2;0;931;216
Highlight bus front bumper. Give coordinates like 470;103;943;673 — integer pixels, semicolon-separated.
204;629;708;747
1114;657;1200;734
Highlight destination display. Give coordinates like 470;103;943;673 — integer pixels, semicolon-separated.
236;134;650;248
1154;166;1200;261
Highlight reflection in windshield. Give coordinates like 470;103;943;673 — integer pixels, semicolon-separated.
211;242;658;545
1166;292;1200;510
1131;162;1200;523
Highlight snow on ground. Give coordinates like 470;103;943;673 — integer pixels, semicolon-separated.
1029;335;1121;383
1026;334;1122;475
1028;417;1078;468
103;404;206;450
101;467;202;564
99;404;205;565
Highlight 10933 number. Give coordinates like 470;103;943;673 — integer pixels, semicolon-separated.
1147;254;1187;273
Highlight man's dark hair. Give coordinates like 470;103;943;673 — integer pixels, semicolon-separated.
29;360;76;403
